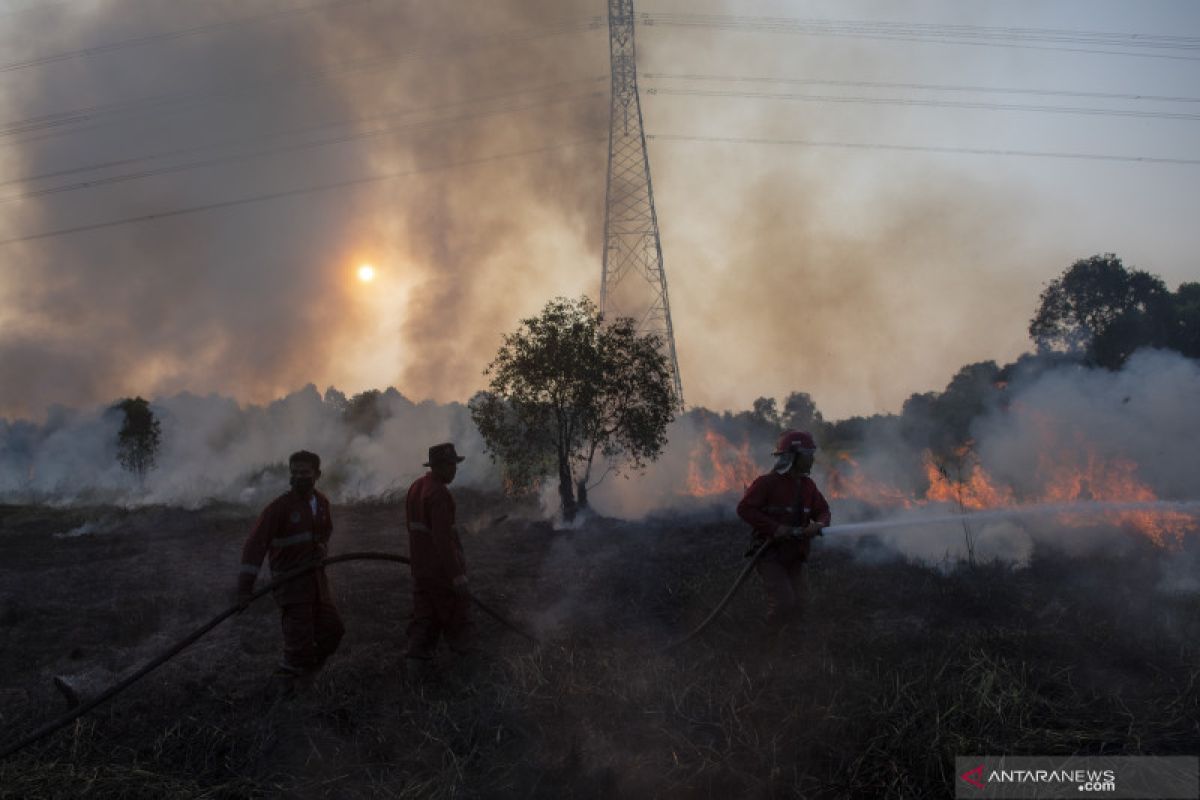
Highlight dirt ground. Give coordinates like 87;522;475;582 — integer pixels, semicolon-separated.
1;493;1198;798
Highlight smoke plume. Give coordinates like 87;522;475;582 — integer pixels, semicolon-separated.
0;0;1121;422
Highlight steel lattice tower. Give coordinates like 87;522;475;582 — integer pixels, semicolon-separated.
601;0;683;404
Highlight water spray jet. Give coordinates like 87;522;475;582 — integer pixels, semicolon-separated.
822;500;1200;536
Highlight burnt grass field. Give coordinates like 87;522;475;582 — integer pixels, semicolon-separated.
1;491;1198;799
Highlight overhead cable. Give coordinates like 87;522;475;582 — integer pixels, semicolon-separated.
647;87;1200;122
637;13;1200;61
0;0;378;74
644;73;1200;106
646;133;1200;166
0;16;603;141
0;137;605;247
0;82;603;202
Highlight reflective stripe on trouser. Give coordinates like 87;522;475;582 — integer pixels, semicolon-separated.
272;530;313;549
756;542;810;634
405;584;473;659
280;601;344;672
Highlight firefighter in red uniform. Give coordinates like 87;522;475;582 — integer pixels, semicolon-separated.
736;430;831;646
236;450;344;686
404;442;473;673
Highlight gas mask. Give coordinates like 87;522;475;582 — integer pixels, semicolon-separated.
290;476;316;495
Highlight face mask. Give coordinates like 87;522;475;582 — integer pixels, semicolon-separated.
290;477;315;494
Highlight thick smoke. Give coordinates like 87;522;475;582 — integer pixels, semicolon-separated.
0;0;606;418
0;0;1122;424
2;351;1197;579
583;350;1200;566
0;385;491;506
818;350;1200;563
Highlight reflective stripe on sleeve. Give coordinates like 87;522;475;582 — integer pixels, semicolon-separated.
239;564;260;576
271;530;314;548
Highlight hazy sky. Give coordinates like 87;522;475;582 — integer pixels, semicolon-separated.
0;0;1196;420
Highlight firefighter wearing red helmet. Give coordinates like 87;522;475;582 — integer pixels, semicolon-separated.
736;429;831;647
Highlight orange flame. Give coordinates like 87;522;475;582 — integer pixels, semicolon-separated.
1036;449;1192;547
809;441;1190;548
686;428;758;497
683;420;1193;547
923;452;1015;510
827;453;914;509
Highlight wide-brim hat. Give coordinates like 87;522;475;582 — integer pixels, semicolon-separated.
423;442;465;467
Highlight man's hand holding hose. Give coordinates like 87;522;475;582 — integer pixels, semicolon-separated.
776;521;824;541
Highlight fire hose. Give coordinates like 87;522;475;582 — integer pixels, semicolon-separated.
0;552;538;762
2;533;809;759
661;538;771;651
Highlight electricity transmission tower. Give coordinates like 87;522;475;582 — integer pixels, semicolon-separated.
601;0;684;405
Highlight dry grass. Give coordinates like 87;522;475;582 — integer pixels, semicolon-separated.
0;497;1197;798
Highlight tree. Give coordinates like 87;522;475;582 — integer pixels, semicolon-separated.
323;386;348;414
1029;254;1172;368
782;391;825;436
897;361;1001;456
469;296;677;519
343;389;385;436
113;397;161;480
751;397;781;428
1170;282;1200;359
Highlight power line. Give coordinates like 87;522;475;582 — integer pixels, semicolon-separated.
646;133;1200;166
639;13;1200;48
0;77;605;192
643;73;1200;106
0;89;601;205
0;137;605;247
0;16;603;141
0;0;377;74
637;13;1200;62
648;87;1200;122
0;0;185;21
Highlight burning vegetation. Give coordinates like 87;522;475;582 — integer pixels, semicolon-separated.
1;498;1197;798
1;257;1198;795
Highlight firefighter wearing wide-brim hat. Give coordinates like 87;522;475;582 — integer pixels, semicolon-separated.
236;450;344;686
736;430;831;645
404;442;473;668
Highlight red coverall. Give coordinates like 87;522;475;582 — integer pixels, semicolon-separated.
239;489;344;674
736;472;832;637
404;473;472;659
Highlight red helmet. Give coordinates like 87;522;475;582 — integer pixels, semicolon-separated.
773;429;817;455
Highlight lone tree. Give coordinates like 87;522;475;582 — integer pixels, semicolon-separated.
113;396;162;480
1029;254;1173;368
469;296;677;520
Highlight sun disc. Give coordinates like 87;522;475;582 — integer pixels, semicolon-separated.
357;264;376;283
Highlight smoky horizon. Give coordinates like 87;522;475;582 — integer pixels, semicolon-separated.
0;0;1197;420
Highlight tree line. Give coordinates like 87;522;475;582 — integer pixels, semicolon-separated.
108;253;1196;511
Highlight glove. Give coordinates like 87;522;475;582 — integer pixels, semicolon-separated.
776;523;822;546
452;574;471;597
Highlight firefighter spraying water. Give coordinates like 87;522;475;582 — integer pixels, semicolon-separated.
736;430;832;647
